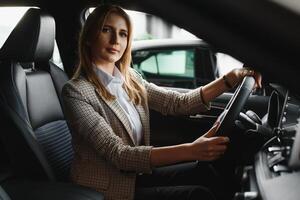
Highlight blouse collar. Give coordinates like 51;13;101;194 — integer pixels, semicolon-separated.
94;64;125;87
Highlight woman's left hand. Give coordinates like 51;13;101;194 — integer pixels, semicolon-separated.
228;67;262;89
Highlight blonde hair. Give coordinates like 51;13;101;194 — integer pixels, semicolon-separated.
73;4;146;105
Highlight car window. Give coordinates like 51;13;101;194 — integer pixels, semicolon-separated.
134;49;194;78
216;53;243;76
0;7;64;70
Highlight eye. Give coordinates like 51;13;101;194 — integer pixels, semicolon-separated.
102;27;111;33
120;32;128;38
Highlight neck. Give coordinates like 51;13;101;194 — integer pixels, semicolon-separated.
94;61;115;75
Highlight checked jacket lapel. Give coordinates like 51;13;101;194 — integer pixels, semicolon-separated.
95;88;136;146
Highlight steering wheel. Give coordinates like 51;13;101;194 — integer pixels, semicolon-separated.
215;76;255;136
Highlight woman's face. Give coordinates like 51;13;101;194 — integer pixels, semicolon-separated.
92;12;128;66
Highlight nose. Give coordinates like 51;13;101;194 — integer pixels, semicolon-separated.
110;31;119;45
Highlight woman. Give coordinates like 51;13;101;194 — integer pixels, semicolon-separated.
62;4;261;200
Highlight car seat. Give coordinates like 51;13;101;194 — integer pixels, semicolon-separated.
0;7;73;182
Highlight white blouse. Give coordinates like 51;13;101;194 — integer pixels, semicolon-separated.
95;66;143;145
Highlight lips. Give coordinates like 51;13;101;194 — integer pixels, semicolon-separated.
106;47;119;53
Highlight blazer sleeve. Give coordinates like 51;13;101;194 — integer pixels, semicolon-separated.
131;69;210;116
62;81;152;173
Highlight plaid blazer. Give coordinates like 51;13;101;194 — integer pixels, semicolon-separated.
62;69;210;200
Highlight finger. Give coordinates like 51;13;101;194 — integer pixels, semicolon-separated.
241;67;254;77
208;136;230;144
202;148;227;157
246;71;261;89
206;153;223;161
199;151;225;161
211;144;227;152
203;122;220;138
204;146;227;156
255;72;262;88
202;150;225;157
247;69;255;76
215;118;220;125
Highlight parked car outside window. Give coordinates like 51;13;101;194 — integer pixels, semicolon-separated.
132;39;243;89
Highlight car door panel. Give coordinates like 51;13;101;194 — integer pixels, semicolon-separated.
143;72;196;88
149;109;214;147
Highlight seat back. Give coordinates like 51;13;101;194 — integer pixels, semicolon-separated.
0;8;73;181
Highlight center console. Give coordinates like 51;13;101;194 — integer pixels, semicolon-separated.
234;85;300;200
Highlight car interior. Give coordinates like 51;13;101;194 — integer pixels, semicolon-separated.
0;0;299;200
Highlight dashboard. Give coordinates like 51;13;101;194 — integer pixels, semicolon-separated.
236;84;300;200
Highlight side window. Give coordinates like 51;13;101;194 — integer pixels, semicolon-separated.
0;7;64;70
134;49;195;78
0;7;29;47
50;42;64;70
140;56;157;74
216;52;243;76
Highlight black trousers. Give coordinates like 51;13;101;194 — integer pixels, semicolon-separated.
134;161;235;200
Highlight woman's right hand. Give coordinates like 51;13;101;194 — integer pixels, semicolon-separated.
189;123;230;161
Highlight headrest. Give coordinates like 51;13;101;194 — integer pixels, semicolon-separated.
0;8;55;62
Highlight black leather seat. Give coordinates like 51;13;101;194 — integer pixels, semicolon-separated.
0;7;72;182
0;7;104;200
